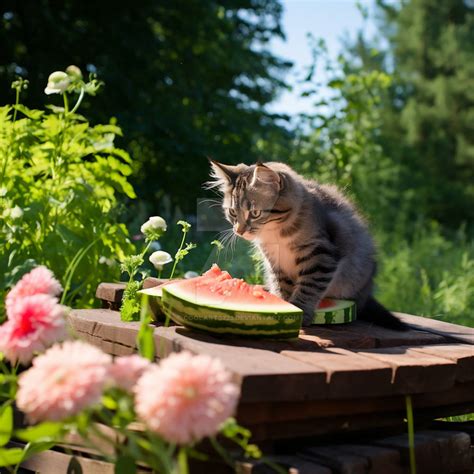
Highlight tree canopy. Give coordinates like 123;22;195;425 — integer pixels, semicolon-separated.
0;0;292;212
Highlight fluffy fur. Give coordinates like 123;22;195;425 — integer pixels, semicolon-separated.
209;160;406;330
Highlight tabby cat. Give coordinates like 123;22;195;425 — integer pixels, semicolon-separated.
208;160;406;329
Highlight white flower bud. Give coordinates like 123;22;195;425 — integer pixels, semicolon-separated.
149;251;173;271
140;216;167;237
44;71;71;95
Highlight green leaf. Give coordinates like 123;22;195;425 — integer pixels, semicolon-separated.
14;422;62;443
115;454;136;474
0;405;13;446
137;295;155;361
0;447;24;467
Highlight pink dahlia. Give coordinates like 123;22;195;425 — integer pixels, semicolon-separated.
16;341;112;423
0;294;67;364
109;354;151;391
6;266;62;315
134;351;240;444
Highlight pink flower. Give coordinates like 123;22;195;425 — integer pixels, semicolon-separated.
6;266;62;315
0;294;67;364
16;341;112;423
134;351;240;444
109;355;151;391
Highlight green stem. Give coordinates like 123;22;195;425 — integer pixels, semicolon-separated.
69;87;85;115
63;93;69;115
12;88;20;123
169;232;187;279
177;447;189;474
405;395;417;474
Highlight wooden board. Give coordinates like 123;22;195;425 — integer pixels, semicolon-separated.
396;312;474;345
374;430;472;474
354;346;457;393
409;344;474;382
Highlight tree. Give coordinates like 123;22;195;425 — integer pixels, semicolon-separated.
0;0;292;213
364;0;474;227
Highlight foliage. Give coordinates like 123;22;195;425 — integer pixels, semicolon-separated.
119;218;195;322
0;0;292;213
0;73;134;312
346;0;474;228
376;223;474;327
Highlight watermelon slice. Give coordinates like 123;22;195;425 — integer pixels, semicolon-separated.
142;264;303;338
313;298;356;324
140;265;357;337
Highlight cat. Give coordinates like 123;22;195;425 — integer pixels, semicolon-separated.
208;159;407;330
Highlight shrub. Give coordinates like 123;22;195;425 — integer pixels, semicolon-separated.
0;72;135;313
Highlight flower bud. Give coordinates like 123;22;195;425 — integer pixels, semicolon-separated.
149;251;173;271
44;71;70;95
66;65;83;80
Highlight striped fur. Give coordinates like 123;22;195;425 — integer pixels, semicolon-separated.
209;160;404;328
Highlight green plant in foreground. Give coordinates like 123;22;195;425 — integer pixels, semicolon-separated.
0;68;135;311
120;218;196;322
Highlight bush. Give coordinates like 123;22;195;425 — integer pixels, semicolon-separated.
376;223;474;327
0;73;135;312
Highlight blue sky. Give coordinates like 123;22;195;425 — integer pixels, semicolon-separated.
269;0;376;115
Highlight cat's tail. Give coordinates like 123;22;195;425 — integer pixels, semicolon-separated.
357;297;409;331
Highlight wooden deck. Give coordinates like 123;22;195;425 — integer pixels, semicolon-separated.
54;280;474;473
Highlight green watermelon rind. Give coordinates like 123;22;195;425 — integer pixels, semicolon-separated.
161;286;303;339
313;299;356;325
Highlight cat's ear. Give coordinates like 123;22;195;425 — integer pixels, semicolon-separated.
251;163;281;188
207;159;239;190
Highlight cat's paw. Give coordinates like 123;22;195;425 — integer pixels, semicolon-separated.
301;311;314;327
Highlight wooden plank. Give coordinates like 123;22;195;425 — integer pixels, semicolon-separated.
237;380;474;426
156;327;329;403
334;444;404;474
354;346;457;393
337;320;448;348
280;347;393;398
236;455;332;474
20;449;115;474
375;430;472;474
396;312;474;345
299;446;369;474
70;310;329;403
299;327;377;349
409;344;474;382
95;282;125;304
69;309;140;349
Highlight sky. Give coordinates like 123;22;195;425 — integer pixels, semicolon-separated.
269;0;377;115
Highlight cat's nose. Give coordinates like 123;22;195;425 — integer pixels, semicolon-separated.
234;223;246;235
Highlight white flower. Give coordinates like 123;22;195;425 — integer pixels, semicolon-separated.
99;256;115;266
0;187;7;197
184;271;199;279
44;71;71;95
140;216;167;238
9;206;23;219
65;65;82;80
149;251;173;271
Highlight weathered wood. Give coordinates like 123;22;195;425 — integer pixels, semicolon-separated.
334;444;404;474
95;282;125;304
374;430;472;474
236;455;332;474
354;346;457;393
396;312;474;345
409;344;474;382
155;326;329;403
336;320;448;347
300;446;369;474
280;347;394;399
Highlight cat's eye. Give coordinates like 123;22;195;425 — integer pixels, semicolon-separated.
250;209;261;219
228;208;237;218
